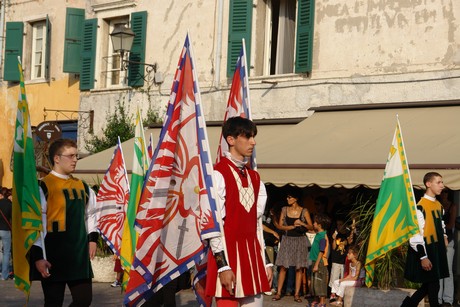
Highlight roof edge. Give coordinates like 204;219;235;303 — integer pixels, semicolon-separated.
308;99;460;112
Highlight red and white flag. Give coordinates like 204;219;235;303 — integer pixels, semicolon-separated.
216;39;255;168
95;137;130;255
123;34;222;306
147;132;154;161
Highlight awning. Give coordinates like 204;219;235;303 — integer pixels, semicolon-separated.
255;102;460;189
75;119;301;184
76;102;460;189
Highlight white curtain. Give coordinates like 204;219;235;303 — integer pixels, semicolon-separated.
275;0;296;74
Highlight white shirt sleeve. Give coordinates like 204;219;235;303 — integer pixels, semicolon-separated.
257;181;267;219
85;188;98;234
209;170;226;254
33;187;48;248
409;209;427;259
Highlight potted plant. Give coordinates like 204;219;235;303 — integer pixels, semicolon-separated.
342;195;422;306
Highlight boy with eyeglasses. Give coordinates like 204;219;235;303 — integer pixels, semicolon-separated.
30;138;98;306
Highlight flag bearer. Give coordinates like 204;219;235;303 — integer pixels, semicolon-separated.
30;139;99;307
206;117;273;306
401;172;449;307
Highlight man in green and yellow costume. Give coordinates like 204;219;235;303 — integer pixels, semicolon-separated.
402;172;449;307
30;139;98;306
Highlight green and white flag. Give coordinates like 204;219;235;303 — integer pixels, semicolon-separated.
119;109;148;289
12;58;42;299
365;118;419;287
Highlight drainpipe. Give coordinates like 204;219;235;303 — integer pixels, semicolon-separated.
214;0;224;89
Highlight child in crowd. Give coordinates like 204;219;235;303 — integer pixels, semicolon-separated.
328;217;354;302
308;213;331;307
111;255;123;287
330;245;364;306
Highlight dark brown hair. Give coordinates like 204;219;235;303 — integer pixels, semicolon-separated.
314;213;331;230
222;116;257;141
423;172;442;187
48;138;77;166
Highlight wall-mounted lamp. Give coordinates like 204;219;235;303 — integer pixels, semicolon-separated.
110;23;135;71
110;23;159;83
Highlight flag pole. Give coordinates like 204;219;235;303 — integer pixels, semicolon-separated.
395;114;418;229
118;136;129;189
241;38;257;170
241;38;252;120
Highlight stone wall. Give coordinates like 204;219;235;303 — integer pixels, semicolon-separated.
344;287;424;307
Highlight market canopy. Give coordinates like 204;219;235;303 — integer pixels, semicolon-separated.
76;102;460;189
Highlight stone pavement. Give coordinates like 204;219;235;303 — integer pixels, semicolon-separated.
0;280;327;306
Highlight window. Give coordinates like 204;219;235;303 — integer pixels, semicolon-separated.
31;20;46;79
78;10;147;90
3;16;50;82
257;0;314;76
96;11;147;89
227;0;314;77
22;15;51;82
265;0;296;75
103;17;129;87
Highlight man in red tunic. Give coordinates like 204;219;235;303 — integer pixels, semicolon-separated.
206;116;272;306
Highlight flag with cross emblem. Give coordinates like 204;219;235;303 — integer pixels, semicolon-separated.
124;33;222;306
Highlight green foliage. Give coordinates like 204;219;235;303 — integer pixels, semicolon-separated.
85;99;135;154
374;248;406;290
96;235;113;257
348;194;407;290
347;195;376;262
143;104;162;128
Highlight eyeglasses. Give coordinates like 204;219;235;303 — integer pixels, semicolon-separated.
287;196;294;199
59;154;79;160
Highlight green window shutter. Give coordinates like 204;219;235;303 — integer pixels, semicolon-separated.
80;18;97;91
295;0;315;74
63;8;85;73
128;11;147;87
3;22;23;81
227;0;252;77
45;15;51;80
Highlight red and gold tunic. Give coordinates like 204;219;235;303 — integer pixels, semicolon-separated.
206;157;270;298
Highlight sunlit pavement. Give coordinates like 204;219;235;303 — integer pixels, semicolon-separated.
0;280;334;306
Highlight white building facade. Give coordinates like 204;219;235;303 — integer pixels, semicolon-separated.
76;0;460;153
2;0;457;154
